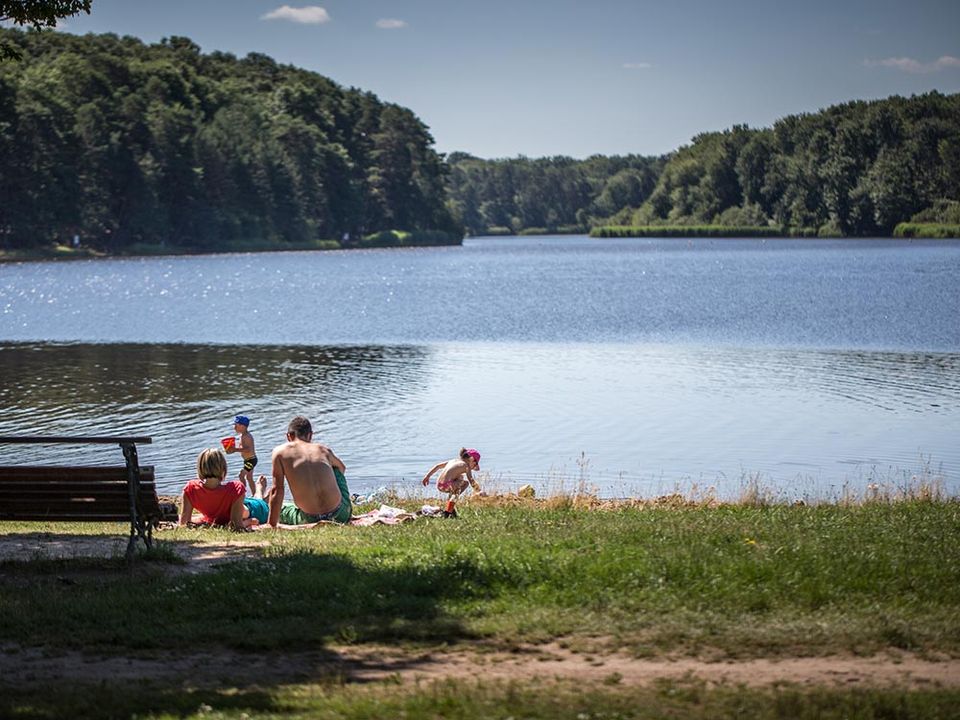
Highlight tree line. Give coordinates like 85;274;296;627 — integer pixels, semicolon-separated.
0;28;460;251
447;92;960;237
445;153;664;236
1;26;957;252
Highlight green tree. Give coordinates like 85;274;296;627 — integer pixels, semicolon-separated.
1;0;91;60
0;27;462;250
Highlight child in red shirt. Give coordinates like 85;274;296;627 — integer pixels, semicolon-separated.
179;448;266;530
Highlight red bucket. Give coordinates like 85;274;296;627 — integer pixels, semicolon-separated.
220;436;236;451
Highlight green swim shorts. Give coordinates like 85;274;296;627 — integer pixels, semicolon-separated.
279;468;352;525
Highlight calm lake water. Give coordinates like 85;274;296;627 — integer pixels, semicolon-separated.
1;236;958;499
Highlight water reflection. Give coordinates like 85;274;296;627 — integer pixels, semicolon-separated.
0;341;956;498
0;342;433;489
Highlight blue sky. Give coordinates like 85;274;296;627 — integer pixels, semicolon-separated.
21;0;960;158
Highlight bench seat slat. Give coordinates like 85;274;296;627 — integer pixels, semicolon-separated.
0;484;158;497
0;505;160;522
1;495;158;506
0;467;155;480
0;512;134;521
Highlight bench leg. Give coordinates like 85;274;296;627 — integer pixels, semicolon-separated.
126;528;138;563
121;441;148;562
126;516;153;562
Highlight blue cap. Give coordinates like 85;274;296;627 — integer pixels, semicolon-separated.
233;415;250;427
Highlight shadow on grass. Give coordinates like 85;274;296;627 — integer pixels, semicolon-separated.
0;684;290;720
0;543;481;646
0;543;491;717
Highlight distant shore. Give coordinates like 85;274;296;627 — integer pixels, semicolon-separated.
0;230;462;263
6;224;958;263
591;224;960;239
472;224;960;239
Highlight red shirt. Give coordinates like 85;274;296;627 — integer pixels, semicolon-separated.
183;479;245;525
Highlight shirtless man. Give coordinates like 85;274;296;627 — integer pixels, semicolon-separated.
267;415;352;526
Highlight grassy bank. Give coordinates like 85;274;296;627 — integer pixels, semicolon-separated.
0;244;107;262
590;225;799;238
471;225;588;237
0;238;339;262
1;499;957;717
893;222;960;239
0;230;461;263
350;229;462;248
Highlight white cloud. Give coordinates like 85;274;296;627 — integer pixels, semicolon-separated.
376;18;408;29
622;62;653;70
864;55;960;73
261;5;331;24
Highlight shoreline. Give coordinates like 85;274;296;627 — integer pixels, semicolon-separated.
0;230;463;264
9;229;959;264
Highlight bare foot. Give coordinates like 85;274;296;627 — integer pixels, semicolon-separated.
256;474;268;499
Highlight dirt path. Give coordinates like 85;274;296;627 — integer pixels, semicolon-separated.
1;642;956;690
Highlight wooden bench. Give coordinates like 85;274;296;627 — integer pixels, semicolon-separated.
0;436;159;561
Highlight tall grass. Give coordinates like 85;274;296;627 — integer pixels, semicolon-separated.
590;225;785;238
3;676;957;720
355;229;462;248
893;222;960;238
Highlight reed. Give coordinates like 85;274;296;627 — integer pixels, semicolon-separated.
355;229;462;248
590;225;784;238
893;222;960;238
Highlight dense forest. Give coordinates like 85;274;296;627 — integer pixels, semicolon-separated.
445;153;664;235
446;92;960;237
1;28;958;252
633;92;960;235
0;28;460;252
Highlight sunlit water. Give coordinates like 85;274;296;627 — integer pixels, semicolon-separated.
1;236;958;498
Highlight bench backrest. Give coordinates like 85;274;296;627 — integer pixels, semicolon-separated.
0;466;159;522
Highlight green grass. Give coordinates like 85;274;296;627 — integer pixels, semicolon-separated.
893;222;960;238
1;229;461;263
2;677;958;720
1;501;958;657
0;244;106;262
354;229;462;248
590;225;786;238
1;502;958;718
517;225;588;235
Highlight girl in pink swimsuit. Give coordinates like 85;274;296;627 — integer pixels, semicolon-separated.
421;448;483;497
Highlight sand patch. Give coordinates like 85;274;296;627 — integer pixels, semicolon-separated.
0;643;956;690
0;530;266;573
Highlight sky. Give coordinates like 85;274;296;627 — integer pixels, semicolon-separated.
12;0;960;159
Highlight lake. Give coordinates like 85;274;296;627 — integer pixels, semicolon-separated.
1;235;958;499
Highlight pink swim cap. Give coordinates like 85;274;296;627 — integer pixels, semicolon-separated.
465;449;481;466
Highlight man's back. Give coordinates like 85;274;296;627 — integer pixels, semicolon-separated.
273;440;342;516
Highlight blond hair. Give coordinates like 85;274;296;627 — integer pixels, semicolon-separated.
196;448;228;481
